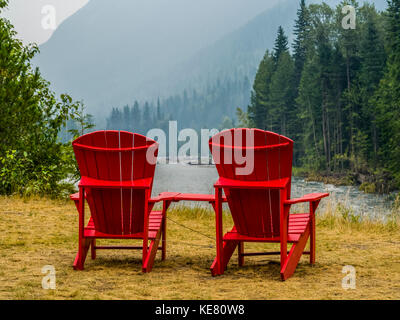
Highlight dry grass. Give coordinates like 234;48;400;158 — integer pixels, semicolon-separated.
0;196;399;300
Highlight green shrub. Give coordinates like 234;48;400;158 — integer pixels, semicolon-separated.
359;182;377;194
0;1;84;198
0;148;76;198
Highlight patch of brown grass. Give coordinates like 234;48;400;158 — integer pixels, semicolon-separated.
0;196;399;300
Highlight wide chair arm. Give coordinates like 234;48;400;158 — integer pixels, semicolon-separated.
284;193;329;206
214;177;290;190
78;176;152;189
70;192;181;206
69;192;86;212
149;192;181;203
173;193;228;203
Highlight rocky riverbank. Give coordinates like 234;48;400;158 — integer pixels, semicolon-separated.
293;168;398;195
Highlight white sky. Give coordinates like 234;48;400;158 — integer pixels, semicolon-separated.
0;0;89;45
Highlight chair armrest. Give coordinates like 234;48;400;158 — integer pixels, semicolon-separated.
149;192;181;203
70;193;80;202
214;177;290;190
70;192;88;202
70;192;86;213
284;193;329;205
72;191;180;204
78;176;152;189
173;193;228;203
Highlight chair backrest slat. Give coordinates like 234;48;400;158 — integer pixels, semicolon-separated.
210;128;293;238
73;131;158;235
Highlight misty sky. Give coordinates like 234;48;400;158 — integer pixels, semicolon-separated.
1;0;281;46
0;0;89;44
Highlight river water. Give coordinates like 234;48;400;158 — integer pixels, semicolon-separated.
152;163;396;218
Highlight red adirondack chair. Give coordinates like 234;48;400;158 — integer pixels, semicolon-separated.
70;131;178;272
209;128;329;280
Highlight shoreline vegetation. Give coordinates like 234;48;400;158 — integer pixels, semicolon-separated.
172;159;398;195
0;196;398;300
177;160;399;196
292;167;399;195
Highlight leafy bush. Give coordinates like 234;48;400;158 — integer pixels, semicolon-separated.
359;182;376;194
0;0;84;197
0;149;76;197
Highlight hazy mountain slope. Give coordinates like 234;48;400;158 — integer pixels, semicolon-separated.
35;0;280;117
161;0;298;95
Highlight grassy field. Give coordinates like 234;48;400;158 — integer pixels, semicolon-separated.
0;196;399;300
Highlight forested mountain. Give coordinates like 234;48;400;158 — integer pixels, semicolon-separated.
34;0;281;121
243;0;400;191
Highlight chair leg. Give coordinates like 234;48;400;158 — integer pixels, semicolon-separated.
73;238;91;270
310;216;316;265
142;229;162;273
280;227;310;281
162;215;167;261
91;239;96;260
210;240;239;276
238;242;244;267
309;200;319;265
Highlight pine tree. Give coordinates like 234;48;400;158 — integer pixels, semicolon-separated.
268;52;295;135
142;102;152;133
131;100;141;132
107;108;122;130
157;97;162;121
123;105;130;131
273;26;289;63
293;0;310;87
358;7;385;90
292;0;311;164
247;51;275;129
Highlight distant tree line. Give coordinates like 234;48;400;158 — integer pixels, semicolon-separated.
105;77;251;134
240;0;400;191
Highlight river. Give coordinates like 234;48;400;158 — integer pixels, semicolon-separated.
152;163;396;218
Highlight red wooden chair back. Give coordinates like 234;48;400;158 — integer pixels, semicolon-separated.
72;131;158;235
209;128;293;238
